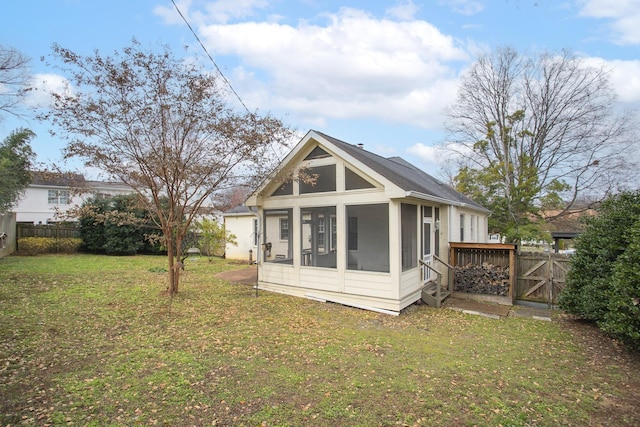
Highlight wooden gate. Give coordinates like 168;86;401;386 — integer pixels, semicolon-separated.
516;253;570;306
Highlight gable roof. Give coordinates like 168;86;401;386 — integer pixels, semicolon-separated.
247;130;488;213
313;131;488;212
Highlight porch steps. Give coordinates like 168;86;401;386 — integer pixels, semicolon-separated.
421;280;451;308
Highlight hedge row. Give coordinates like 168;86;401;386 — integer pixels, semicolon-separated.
18;237;82;256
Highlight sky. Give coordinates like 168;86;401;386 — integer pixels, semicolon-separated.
2;0;640;178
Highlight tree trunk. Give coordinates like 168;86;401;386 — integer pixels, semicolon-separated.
166;234;179;296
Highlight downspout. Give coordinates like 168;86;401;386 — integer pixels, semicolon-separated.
449;204;454;243
248;206;261;297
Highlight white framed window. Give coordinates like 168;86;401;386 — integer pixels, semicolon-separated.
48;190;70;205
460;214;465;242
279;218;289;240
330;215;337;252
470;215;475;241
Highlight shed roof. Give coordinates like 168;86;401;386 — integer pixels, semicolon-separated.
223;205;252;216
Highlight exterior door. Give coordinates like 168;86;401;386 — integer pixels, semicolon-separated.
422;206;434;281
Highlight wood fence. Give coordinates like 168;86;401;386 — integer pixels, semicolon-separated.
516;252;570;306
449;242;570;306
17;223;80;239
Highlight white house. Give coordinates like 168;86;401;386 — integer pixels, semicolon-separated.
223;205;258;262
11;171;133;224
245;130;490;314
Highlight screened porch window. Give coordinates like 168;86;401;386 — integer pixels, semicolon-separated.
345;167;375;190
301;206;337;268
271;180;293;196
401;203;418;271
263;209;293;264
346;203;389;272
299;165;336;194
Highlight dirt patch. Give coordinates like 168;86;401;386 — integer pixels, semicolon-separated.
215;266;257;285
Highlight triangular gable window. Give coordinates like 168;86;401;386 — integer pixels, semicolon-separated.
304;146;331;160
345;167;375;190
271;180;293;196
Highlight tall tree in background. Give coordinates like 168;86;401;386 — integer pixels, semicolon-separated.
0;45;31;120
446;47;637;242
0;129;35;213
41;40;293;296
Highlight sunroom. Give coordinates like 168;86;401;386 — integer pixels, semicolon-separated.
245;130;489;314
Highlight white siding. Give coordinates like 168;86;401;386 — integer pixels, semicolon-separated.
344;270;394;299
12;183;132;224
224;214;257;261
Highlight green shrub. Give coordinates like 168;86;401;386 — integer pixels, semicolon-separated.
78;194;162;255
559;191;640;348
18;237;54;255
600;220;640;349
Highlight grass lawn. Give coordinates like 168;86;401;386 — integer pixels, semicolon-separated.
1;254;638;426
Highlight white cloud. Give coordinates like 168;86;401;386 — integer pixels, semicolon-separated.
386;0;420;21
154;0;194;25
24;73;72;108
582;56;640;105
182;7;469;129
407;141;472;166
203;0;270;24
578;0;640;45
438;0;485;16
606;60;640;104
154;0;269;25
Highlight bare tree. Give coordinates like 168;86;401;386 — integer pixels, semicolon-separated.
445;47;638;241
0;45;31;120
40;40;293;295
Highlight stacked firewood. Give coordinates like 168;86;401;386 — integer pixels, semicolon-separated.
454;262;510;296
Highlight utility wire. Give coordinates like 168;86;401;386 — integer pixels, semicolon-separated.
170;0;290;170
171;0;250;113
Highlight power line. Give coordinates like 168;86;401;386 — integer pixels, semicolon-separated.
170;0;291;169
171;0;250;113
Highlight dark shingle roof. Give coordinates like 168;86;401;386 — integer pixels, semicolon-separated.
314;131;488;212
224;205;251;215
30;171;86;187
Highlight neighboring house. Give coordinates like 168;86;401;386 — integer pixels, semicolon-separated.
11;171;133;224
245;130;490;314
223;205;258;262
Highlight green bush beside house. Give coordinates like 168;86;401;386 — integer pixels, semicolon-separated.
559;191;640;349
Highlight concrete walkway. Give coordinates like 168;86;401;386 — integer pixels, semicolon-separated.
216;267;554;320
443;297;553;320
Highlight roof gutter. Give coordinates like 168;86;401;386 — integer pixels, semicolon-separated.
404;191;491;214
404;191;463;207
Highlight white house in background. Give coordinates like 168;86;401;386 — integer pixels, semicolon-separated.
11;171;133;224
223;205;258;262
245;130;490;314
